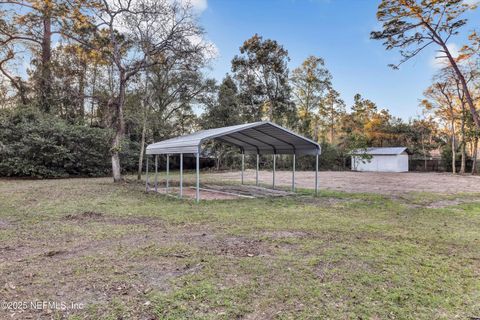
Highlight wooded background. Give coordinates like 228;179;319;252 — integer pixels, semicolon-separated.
0;0;479;179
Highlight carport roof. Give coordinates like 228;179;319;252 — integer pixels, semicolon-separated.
146;121;321;155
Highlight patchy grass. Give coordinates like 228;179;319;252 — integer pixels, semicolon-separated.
0;177;479;319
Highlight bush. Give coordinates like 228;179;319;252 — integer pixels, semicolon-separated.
0;108;138;178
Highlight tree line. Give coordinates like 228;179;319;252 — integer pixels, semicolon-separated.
0;0;479;179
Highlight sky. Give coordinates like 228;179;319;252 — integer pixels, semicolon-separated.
193;0;480;121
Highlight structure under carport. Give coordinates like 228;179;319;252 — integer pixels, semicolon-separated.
145;121;321;202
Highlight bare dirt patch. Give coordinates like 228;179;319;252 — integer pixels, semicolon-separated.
315;259;372;282
205;170;480;195
152;186;242;200
0;219;10;228
261;230;310;239
425;199;480;208
186;234;272;257
217;237;269;257
65;211;104;220
150;184;294;200
205;184;294;198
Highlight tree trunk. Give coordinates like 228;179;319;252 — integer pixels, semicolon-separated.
472;137;478;175
18;81;28;106
460;142;466;174
421;132;427;171
0;69;29;105
137;105;147;180
137;66;150;180
90;62;98;126
330;123;334;144
451;120;456;174
111;137;122;182
460;116;466;174
40;14;52;113
424;20;480;128
437;40;480;129
78;60;87;122
111;77;126;183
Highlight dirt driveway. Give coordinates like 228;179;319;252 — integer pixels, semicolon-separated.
204;170;480;195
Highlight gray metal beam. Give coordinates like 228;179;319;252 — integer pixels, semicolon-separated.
251;127;296;152
241;152;245;185
154;155;158;192
223;134;260;153
166;154;170;193
145;155;149;192
272;153;276;189
180;153;183;198
236;131;276;153
256;153;259;186
315;154;319;196
292;153;296;192
196;152;200;203
215;137;244;153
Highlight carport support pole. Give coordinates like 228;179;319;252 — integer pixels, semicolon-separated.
196;152;200;203
272;153;276;190
166;154;170;193
315;153;319;196
180;153;183;198
292;153;296;192
241;152;245;185
145;155;149;192
154;155;158;192
256;153;259;186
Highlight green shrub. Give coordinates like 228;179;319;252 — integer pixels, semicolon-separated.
0;108;138;178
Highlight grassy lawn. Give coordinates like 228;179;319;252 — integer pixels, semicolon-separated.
0;176;479;319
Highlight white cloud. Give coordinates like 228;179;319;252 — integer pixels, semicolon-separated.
430;43;460;69
463;0;479;7
184;0;207;13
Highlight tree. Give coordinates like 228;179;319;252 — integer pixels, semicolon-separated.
290;56;332;138
231;34;294;125
0;0;94;111
149;54;211;134
135;49;211;180
71;0;209;182
202;75;242;129
410;118;439;170
201;75;243;169
349;94;378;135
0;42;29;105
461;30;480;60
136;65;151;181
318;88;345;143
371;0;480;129
422;63;479;174
364;109;393;147
422;78;458;173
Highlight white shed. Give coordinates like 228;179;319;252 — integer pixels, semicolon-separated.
351;147;409;173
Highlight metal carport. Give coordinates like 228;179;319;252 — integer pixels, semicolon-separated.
145;121;321;202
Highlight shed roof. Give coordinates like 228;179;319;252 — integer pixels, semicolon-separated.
351;147;409;156
146;121;321;155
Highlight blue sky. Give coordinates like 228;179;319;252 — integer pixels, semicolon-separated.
196;0;480;120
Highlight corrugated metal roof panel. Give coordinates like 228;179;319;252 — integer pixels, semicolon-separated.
146;121;321;155
351;147;409;155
